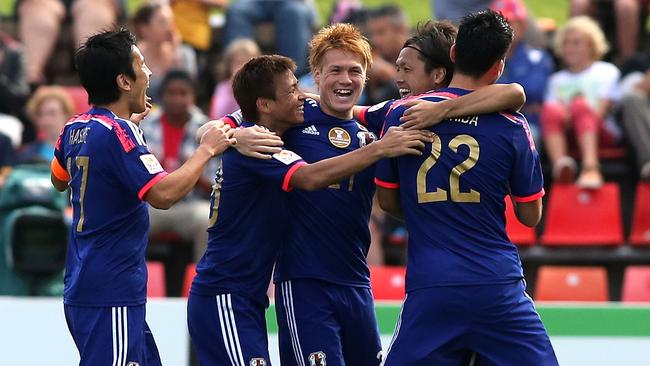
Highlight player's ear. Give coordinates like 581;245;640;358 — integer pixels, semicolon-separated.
431;66;446;86
449;44;456;64
256;97;271;115
116;73;132;92
313;67;322;87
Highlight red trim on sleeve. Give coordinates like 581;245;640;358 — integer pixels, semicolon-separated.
223;116;238;128
50;158;70;182
514;188;545;202
358;107;368;126
282;161;307;192
375;177;399;189
138;172;169;200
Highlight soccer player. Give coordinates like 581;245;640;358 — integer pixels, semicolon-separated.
376;11;559;366
187;55;430;366
353;20;527;133
50;28;235;366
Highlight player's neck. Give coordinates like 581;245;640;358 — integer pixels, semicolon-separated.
448;73;491;91
319;103;353;120
257;117;289;137
94;102;131;122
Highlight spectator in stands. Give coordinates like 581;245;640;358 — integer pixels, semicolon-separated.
365;5;410;104
0;30;28;144
139;69;213;260
570;0;644;64
209;38;260;119
542;16;621;188
132;3;198;104
18;0;121;85
17;86;74;164
171;0;228;53
0;31;29;116
222;0;317;76
0;132;14;188
492;0;553;147
620;68;650;180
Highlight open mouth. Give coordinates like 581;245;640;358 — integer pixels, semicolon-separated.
399;88;412;97
297;104;304;113
334;89;353;99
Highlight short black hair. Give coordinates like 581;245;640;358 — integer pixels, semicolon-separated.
160;69;195;93
403;20;457;86
454;10;513;78
74;28;137;106
232;55;296;123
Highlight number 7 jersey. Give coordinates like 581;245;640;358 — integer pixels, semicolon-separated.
375;88;545;292
52;107;167;307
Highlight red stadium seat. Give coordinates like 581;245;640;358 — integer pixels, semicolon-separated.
540;183;623;246
62;86;90;115
622;266;650;302
504;197;536;246
370;266;406;300
146;261;166;298
182;263;196;298
630;183;650;245
535;266;608;302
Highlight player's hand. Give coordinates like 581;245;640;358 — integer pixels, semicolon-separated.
199;121;236;156
130;97;153;124
377;126;433;157
400;99;447;130
232;125;284;160
196;119;225;143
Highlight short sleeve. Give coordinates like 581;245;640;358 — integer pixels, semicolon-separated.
598;63;621;101
242;149;306;192
223;110;244;128
358;100;394;135
108;120;168;200
51;128;69;181
509;118;545;202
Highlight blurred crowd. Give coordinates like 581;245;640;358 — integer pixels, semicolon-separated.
1;0;650;268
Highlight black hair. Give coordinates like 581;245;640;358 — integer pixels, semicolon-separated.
160;69;195;93
368;4;407;26
74;28;137;105
454;10;513;78
232;55;296;123
403;20;457;86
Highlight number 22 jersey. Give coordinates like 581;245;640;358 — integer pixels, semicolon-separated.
376;88;545;292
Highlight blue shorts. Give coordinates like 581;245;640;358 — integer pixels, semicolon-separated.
188;292;271;366
275;279;382;366
64;304;161;366
383;280;559;366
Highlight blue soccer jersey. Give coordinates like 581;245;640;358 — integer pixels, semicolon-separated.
272;99;380;287
357;99;396;132
52;107;167;307
190;121;305;306
376;88;544;292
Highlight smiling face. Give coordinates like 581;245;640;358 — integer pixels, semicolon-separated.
395;47;441;98
128;45;152;114
267;69;305;126
313;49;366;119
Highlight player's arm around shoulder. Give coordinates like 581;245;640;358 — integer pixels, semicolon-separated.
289;126;432;191
377;186;403;220
145;122;235;209
196;116;284;159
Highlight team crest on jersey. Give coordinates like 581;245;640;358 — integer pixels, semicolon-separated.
126;362;140;366
328;127;351;148
357;130;377;147
309;351;326;366
250;358;267;366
